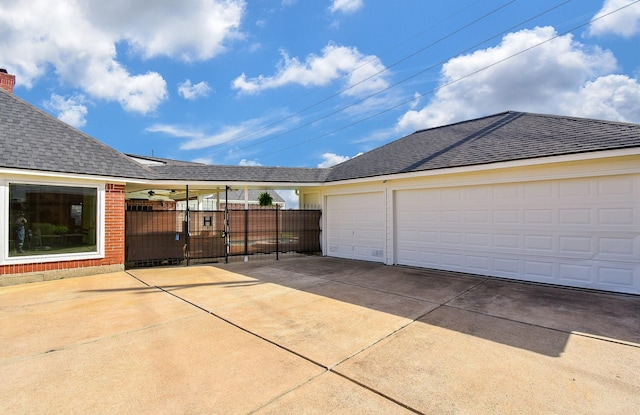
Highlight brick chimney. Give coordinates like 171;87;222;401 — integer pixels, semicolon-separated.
0;68;16;93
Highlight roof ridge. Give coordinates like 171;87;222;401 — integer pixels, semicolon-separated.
519;111;640;127
413;110;517;134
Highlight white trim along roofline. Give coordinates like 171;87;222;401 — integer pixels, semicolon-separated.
0;168;131;185
322;148;640;187
2;147;639;189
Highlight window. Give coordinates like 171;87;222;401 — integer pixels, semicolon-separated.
8;183;98;257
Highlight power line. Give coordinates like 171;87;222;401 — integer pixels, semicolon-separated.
265;0;639;157
216;0;516;146
246;0;573;153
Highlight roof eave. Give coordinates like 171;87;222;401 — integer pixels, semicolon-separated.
0;167;143;183
322;147;640;186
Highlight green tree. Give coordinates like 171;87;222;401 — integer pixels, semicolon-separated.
258;191;273;207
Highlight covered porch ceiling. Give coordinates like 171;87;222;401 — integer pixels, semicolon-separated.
124;181;319;202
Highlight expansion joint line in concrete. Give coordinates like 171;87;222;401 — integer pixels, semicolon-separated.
124;271;328;370
125;271;428;413
322;307;443;415
440;278;640;350
332;371;426;415
442;277;490;307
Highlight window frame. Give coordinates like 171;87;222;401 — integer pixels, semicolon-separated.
1;179;105;265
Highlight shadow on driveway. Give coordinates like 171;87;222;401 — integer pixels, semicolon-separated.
128;256;639;357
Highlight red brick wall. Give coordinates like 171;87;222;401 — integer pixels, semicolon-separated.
0;71;16;93
0;183;126;276
104;184;125;265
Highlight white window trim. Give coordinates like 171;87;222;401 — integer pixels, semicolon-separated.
1;179;105;265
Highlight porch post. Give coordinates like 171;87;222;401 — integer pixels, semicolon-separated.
244;185;249;262
225;185;229;264
185;185;190;266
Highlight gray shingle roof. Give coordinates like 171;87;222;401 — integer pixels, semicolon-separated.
0;88;152;179
126;154;207;167
0;88;329;183
325;111;640;182
148;164;331;183
3;89;639;186
219;189;286;203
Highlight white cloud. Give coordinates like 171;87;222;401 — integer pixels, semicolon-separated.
147;112;298;150
232;43;388;96
409;92;422;110
397;26;640;131
44;94;89;128
561;74;640;121
588;0;640;38
330;0;364;14
317;152;360;168
192;157;214;164
146;124;205;141
178;80;212;100
0;0;244;114
82;0;246;61
238;159;262;166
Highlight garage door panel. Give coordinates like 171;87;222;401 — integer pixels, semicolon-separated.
467;255;491;273
524;260;555;279
559;263;593;282
597;236;637;258
395;176;640;294
596;264;637;287
598;208;634;226
524;235;554;252
326;193;384;262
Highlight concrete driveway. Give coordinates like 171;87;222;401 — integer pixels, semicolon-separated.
1;256;639;414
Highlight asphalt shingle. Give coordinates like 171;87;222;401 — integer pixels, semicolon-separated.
2;90;639;185
148;164;331;183
0;88;151;179
326;111;640;182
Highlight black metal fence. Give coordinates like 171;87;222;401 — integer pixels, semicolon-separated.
125;209;321;268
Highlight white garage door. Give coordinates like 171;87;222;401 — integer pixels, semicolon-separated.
326;192;385;262
395;175;640;294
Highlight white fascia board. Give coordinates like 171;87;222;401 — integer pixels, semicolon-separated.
0;168;130;184
322;148;640;186
147;180;326;189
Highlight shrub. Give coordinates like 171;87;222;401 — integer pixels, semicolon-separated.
258;192;273;207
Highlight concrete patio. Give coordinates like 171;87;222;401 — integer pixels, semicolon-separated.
1;256;638;414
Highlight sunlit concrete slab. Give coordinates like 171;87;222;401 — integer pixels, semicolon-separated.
0;314;324;414
129;265;282;309
210;280;438;367
131;263;443;367
134;265;439;367
335;305;640;414
0;271;146;307
2;257;638;414
0;275;199;360
254;371;414;415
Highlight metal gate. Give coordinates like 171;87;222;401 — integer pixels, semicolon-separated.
125;209;321;268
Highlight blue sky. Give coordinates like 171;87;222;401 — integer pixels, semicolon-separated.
3;0;640;170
